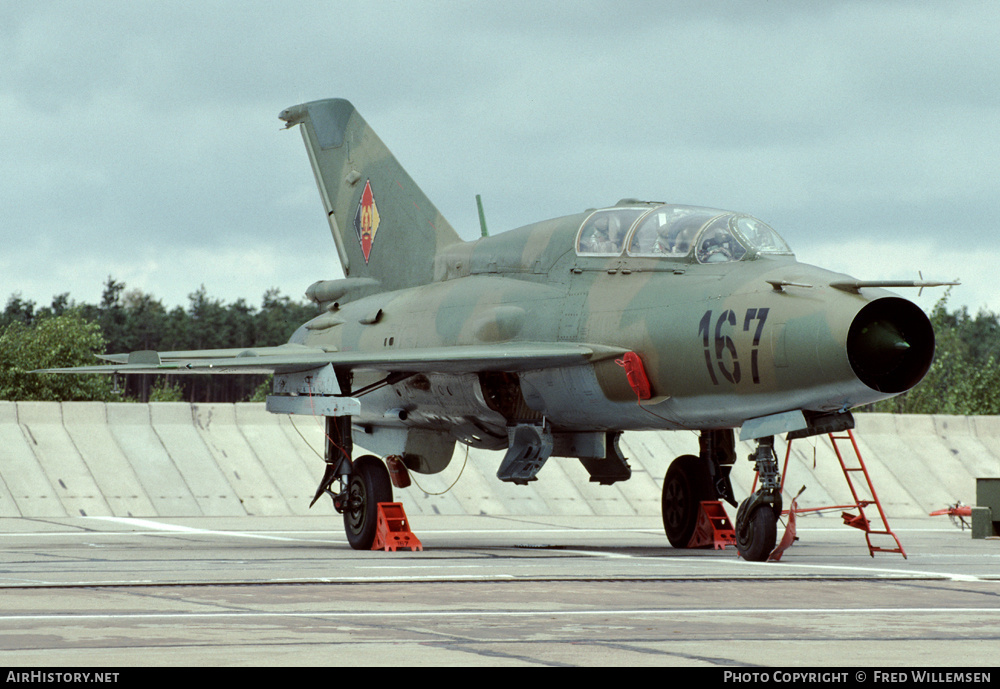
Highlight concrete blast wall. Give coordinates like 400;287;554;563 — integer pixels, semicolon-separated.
1;401;998;521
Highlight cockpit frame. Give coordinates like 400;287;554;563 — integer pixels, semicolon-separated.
574;203;793;264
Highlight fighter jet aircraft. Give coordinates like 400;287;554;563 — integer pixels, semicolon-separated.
41;98;953;560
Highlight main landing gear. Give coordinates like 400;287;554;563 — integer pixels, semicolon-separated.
314;453;394;551
661;454;712;547
342;455;393;549
661;429;737;548
310;416;394;550
661;431;780;561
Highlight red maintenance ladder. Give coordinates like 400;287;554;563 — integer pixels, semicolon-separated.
762;430;906;559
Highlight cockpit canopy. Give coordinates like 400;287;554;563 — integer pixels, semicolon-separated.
575;204;792;263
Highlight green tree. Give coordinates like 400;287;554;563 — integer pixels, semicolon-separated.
97;276;128;353
2;294;36;329
0;314;113;401
147;377;185;402
255;288;316;346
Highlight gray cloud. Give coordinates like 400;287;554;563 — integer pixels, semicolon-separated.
2;1;997;312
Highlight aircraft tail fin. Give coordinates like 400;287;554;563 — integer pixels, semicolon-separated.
280;99;461;292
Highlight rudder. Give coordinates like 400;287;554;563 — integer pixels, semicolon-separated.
280;99;461;292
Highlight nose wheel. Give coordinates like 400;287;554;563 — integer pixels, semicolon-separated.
735;436;781;561
735;494;778;561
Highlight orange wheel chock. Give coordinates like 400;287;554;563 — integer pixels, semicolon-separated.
371;502;423;552
687;500;736;550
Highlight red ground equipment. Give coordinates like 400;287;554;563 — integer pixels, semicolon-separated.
687;501;736;550
372;502;423;552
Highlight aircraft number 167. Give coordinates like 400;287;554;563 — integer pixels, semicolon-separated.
698;308;770;386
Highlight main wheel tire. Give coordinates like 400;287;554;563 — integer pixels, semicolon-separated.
344;455;393;550
661;454;713;548
735;500;778;562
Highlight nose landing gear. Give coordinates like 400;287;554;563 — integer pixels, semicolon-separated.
735;436;781;561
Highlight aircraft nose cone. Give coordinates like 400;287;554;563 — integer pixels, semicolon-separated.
847;298;934;393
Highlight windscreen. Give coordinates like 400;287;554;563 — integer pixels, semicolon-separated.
626;205;793;261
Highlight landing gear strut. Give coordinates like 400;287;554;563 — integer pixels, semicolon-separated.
310;415;394;550
735;436;781;561
318;453;394;550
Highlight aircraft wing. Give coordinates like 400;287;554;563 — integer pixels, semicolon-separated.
36;342;629;376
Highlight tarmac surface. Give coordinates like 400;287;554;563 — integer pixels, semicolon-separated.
1;513;998;667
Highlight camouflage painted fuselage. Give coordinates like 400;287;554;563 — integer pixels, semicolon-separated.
291;208;929;446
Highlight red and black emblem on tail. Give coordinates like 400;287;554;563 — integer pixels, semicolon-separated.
353;179;380;263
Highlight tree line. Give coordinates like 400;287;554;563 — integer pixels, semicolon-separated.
0;277;317;403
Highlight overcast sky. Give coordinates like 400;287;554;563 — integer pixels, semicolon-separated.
3;1;997;316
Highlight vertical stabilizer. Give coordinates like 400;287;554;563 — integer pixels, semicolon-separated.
280;99;461;292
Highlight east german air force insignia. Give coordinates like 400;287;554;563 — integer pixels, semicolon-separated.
353;179;380;263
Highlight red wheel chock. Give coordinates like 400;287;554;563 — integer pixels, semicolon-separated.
687;500;736;549
372;502;423;552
